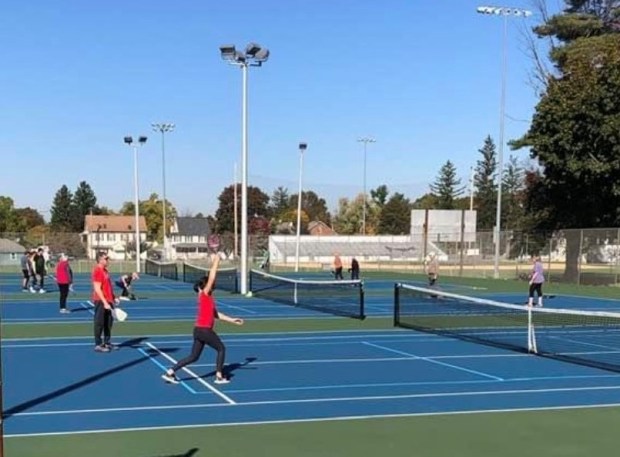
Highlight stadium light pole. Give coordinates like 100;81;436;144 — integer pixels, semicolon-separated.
124;135;148;273
476;5;531;278
295;142;308;272
151;122;175;260
220;43;270;295
357;137;376;235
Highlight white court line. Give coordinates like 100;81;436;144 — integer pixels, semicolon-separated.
80;302;95;315
216;299;257;314
362;341;504;381
9;384;620;419
7;401;620;438
144;342;237;405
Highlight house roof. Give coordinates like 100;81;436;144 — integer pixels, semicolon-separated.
0;238;26;253
175;217;211;237
83;215;147;233
308;220;336;235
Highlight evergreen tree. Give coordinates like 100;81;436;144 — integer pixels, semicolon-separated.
50;185;76;230
72;181;98;232
378;193;411;234
269;187;290;222
430;160;464;209
502;156;526;231
474;136;498;230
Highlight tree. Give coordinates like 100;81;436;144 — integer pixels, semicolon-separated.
370;185;389;208
288;190;331;225
474;136;498;230
502;156;526;231
269;187;290;222
0;196;17;233
11;207;45;232
72;181;98;231
214;184;270;233
378;193;412;234
120;193;178;242
50;185;76;231
411;193;439;209
332;196;363;235
512;2;620;280
430;160;464;209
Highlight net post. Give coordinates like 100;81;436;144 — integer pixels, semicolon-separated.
359;281;365;319
394;283;400;327
293;283;298;304
527;305;537;353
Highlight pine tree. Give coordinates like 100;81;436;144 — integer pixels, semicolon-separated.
378;193;411;234
73;181;98;232
50;185;76;230
430;160;464;209
474;136;498;230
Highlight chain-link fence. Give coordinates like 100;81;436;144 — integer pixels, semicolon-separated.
3;228;620;285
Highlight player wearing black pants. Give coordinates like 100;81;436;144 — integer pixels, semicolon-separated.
162;252;244;385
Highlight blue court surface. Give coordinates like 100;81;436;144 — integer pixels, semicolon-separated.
4;329;620;437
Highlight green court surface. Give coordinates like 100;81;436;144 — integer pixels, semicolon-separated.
3;272;620;457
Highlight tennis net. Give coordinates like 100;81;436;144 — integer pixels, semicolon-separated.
182;263;238;294
249;269;365;319
394;283;620;373
144;259;178;281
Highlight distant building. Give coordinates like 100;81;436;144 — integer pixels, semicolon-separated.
308;221;336;236
0;238;26;267
169;217;211;260
82;215;148;260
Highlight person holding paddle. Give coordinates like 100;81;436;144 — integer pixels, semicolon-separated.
162;237;244;385
92;252;120;352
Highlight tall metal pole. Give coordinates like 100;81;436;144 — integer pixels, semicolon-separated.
295;143;307;272
240;63;249;294
357;137;375;235
477;5;531;279
152;123;175;260
233;163;238;258
133;145;141;273
493;13;508;279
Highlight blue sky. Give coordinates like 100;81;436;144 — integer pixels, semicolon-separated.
0;0;558;219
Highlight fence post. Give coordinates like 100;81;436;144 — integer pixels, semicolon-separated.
577;229;584;286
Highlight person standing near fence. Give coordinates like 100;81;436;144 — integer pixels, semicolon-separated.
528;255;545;307
20;250;32;292
56;253;73;314
34;247;47;293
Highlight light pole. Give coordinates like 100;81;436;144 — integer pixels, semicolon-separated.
151;122;175;260
124;135;148;272
220;43;270;295
295;142;308;272
477;5;531;278
357;137;376;235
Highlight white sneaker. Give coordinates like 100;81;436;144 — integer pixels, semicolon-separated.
119;296;130;301
60;309;71;314
162;372;180;384
30;288;36;293
214;377;230;385
39;289;46;294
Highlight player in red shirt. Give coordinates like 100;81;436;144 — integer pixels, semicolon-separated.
91;252;120;352
162;253;244;385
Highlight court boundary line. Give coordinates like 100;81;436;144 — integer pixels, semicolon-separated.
144;342;237;405
362;341;504;381
8;401;620;438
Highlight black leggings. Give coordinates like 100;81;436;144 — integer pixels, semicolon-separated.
172;327;226;374
93;301;113;346
529;283;543;298
58;283;70;309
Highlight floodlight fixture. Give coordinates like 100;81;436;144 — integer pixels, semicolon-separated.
219;44;237;60
299;142;308;151
138;136;148;144
124;136;133;145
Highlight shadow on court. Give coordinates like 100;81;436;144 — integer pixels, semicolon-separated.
147;448;199;457
184;356;258;382
3;337;177;418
